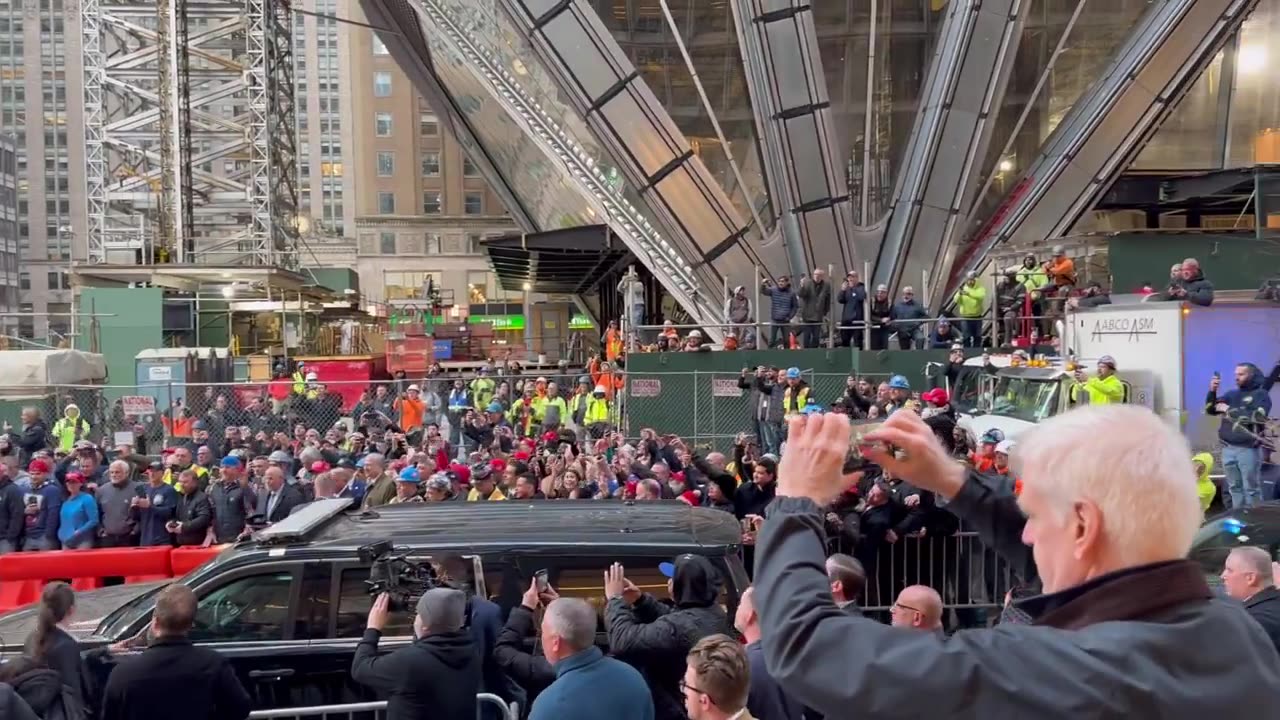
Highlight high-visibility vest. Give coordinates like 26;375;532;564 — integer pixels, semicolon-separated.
292;372;306;395
51;416;90;451
585;397;610;424
163;464;209;489
782;385;809;416
469;378;495;409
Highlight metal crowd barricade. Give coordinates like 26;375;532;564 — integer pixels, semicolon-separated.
246;694;516;720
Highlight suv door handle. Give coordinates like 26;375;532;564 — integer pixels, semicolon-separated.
248;668;296;681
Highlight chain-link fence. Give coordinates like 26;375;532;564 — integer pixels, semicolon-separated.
623;370;910;454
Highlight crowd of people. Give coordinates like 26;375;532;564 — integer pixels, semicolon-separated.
627;250;1218;352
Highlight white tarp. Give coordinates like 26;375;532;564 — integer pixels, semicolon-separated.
0;350;108;391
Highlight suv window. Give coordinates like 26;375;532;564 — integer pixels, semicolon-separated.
190;572;293;643
337;569;415;638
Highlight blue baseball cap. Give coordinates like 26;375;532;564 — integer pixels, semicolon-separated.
219;456;241;468
658;554;697;578
397;467;421;483
355;456;368;469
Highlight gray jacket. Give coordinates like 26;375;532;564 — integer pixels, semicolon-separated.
208;479;257;543
95;480;141;537
754;472;1280;719
797;279;832;323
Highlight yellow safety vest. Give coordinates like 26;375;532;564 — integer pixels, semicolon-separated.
163;464;210;489
585;397;610;424
782;385;810;416
292;372;306;395
51;416;90;451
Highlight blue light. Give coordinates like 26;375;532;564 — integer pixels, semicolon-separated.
1222;518;1246;535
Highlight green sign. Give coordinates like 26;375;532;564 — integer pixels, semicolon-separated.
569;314;594;330
432;314;525;331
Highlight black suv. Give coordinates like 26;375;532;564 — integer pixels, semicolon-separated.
0;499;748;712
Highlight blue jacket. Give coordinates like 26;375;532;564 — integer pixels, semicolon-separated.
57;492;98;545
468;595;523;720
529;646;653;720
138;483;180;546
746;641;804;720
761;284;799;323
25;482;64;545
1207;363;1273;447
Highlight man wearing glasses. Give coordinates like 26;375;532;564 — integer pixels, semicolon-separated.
682;634;755;720
890;585;944;637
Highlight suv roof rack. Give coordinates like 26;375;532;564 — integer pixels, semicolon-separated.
254;497;353;545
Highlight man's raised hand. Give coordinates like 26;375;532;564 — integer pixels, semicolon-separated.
861;409;966;498
777;412;853;505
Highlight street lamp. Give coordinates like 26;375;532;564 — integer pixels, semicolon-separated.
522;281;533;353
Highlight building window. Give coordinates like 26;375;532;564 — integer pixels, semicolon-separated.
466;233;482;255
421;153;440;177
468;271;488;304
463;157;479;177
47;271;67;290
373;72;392;97
425;233;441;255
379;232;396;255
378;192;395;214
464;192;483;215
374;112;393;137
372;35;389;55
376;152;394;177
384;270;442;301
422;192;442;215
420;114;438;136
18;271;28;290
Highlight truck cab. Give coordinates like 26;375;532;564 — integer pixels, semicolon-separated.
958;359;1154;442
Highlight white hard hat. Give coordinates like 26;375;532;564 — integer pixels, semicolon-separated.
689;329;702;338
594;384;607;395
407;384;421;392
995;440;1014;455
305;371;318;381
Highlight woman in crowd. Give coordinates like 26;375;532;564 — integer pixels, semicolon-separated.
21;582;86;709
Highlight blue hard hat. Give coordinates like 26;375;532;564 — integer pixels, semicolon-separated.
486;402;503;413
802;403;823;416
888;375;910;390
398;467;421;483
785;367;801;380
981;429;1005;445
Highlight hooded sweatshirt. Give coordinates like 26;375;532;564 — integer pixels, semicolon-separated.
605;554;735;720
1207;363;1273;447
725;287;753;325
351;628;480;720
1193;453;1217;513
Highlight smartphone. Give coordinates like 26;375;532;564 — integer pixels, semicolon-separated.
534;569;550;592
1213;371;1221;381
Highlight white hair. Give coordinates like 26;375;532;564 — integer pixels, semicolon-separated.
1229;546;1273;582
544;598;596;651
1011;404;1201;565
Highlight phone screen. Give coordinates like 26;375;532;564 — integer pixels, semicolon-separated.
534;569;550;591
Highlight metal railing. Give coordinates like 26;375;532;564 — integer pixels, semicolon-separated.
246;693;516;720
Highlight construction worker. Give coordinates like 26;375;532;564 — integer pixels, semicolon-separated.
52;403;91;452
969;429;1004;472
584;384;611;438
992;439;1021;495
780;367;810;418
951;272;987;347
533;381;569;431
291;362;308;395
568;376;593;431
469;366;496;410
1072;355;1124;405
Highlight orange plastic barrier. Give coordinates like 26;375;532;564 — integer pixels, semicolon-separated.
0;546;174;612
169;545;229;577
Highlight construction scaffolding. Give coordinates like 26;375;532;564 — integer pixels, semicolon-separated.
81;0;299;268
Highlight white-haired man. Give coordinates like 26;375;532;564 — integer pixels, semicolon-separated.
530;597;652;720
1221;546;1280;656
754;405;1280;717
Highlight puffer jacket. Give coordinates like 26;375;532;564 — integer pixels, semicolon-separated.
1175;270;1215;307
0;682;39;720
605;555;734;720
761;284;799;323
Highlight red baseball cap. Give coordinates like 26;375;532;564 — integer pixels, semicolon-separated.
27;459;50;474
490;458;507;473
310;461;330;473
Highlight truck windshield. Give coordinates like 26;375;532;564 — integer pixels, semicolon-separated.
990;376;1060;423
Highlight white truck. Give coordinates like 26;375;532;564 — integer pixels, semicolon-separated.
957;297;1280;450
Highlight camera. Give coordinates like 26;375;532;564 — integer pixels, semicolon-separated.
358;540;440;612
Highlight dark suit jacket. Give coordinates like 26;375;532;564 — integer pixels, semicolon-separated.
1245;586;1280;656
256;484;305;523
101;637;251;720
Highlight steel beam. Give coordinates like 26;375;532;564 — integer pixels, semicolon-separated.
943;0;1259;301
871;0;1028;304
